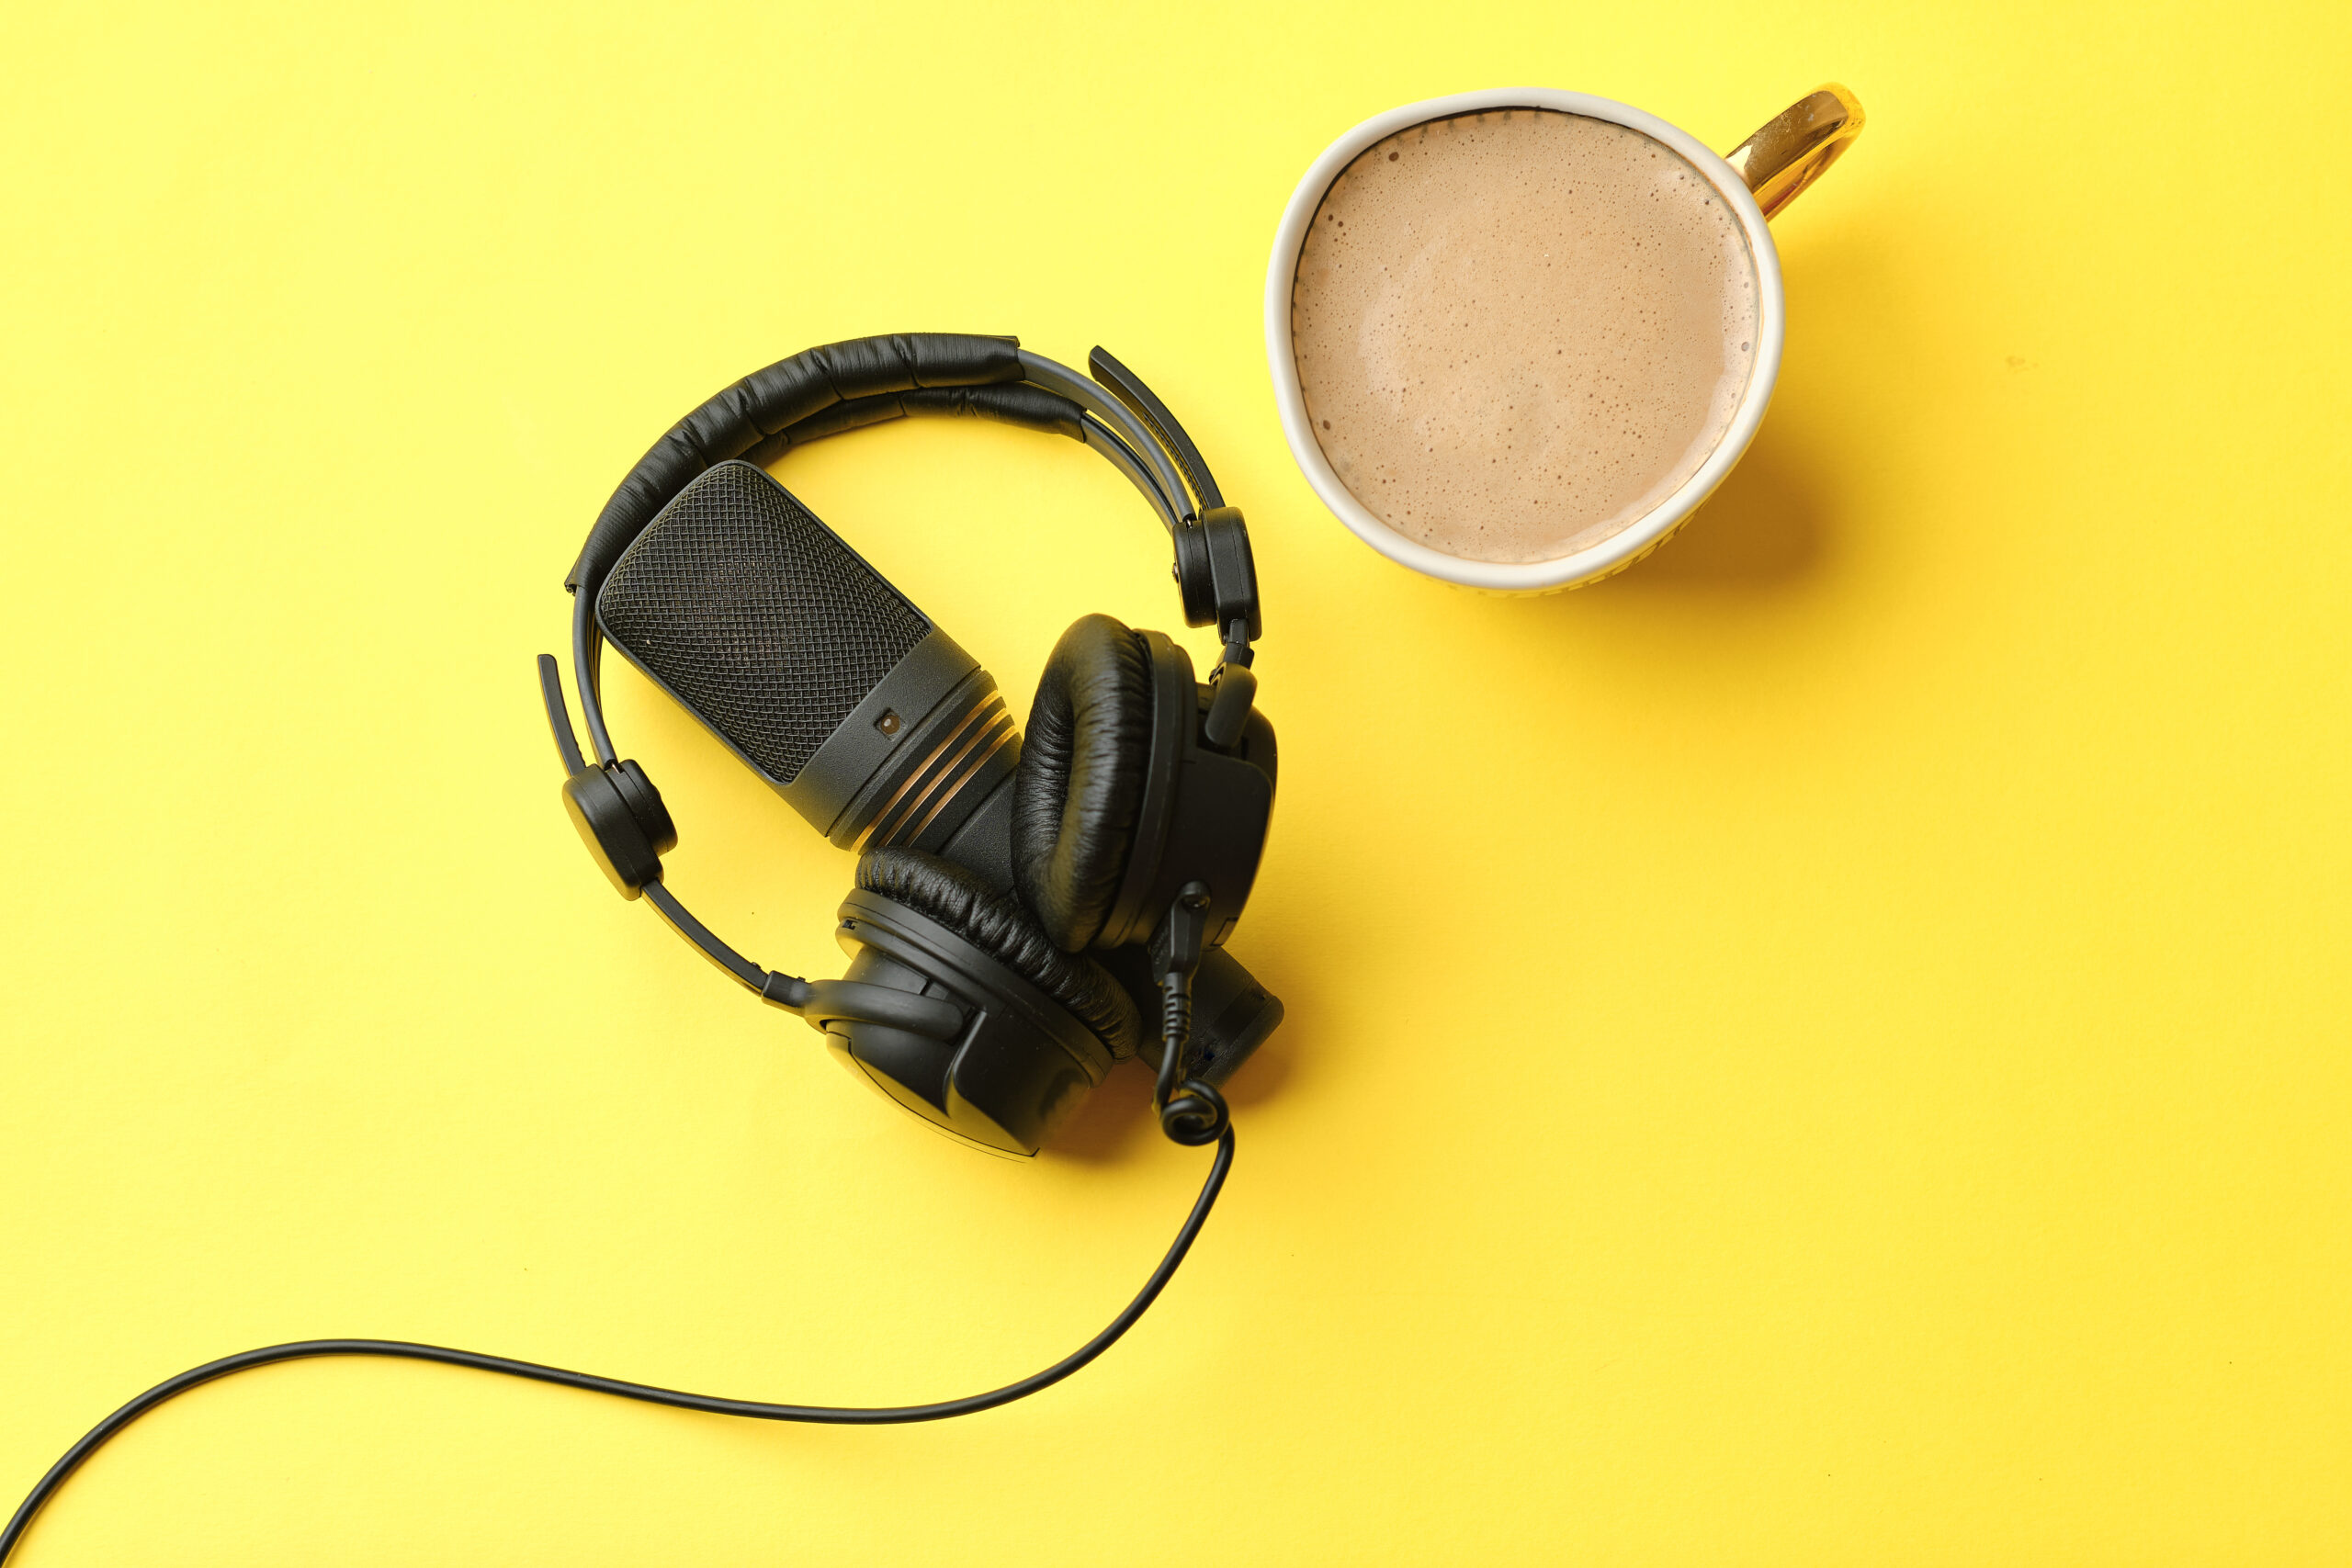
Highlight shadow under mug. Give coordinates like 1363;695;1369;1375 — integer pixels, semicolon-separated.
1263;85;1863;593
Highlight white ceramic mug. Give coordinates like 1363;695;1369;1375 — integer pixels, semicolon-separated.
1263;85;1862;592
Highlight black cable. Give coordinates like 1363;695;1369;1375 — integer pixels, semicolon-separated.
0;1128;1233;1563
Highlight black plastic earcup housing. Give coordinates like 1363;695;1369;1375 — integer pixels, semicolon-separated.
1013;615;1157;951
1097;943;1284;1087
824;851;1144;1156
561;761;676;897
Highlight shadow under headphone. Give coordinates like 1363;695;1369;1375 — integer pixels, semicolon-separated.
0;334;1278;1562
539;333;1278;1156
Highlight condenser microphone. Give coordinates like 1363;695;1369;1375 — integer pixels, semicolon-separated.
596;460;1025;886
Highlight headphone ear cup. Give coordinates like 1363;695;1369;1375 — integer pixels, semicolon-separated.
854;850;1142;1061
827;850;1144;1154
1012;614;1156;951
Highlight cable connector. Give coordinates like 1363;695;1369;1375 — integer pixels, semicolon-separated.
1150;885;1227;1145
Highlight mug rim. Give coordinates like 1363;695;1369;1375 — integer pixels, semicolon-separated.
1263;87;1787;592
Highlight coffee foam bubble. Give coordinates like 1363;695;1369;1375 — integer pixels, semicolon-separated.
1290;109;1759;564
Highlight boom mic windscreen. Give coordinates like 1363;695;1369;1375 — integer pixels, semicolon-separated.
596;461;1020;879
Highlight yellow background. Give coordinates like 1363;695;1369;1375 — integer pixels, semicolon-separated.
3;1;2346;1562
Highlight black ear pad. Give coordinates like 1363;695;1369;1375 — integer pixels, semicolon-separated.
856;849;1143;1061
1012;614;1156;951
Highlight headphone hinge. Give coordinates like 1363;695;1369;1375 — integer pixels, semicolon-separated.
1173;506;1260;640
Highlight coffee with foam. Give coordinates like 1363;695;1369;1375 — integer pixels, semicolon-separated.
1289;109;1759;564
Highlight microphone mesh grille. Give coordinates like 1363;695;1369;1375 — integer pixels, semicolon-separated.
595;463;930;785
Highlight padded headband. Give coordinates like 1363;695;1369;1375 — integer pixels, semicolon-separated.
568;333;1198;603
564;333;1254;773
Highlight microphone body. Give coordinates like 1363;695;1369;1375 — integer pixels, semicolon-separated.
595;461;1020;880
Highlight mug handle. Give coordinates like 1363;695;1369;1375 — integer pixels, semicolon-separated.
1724;85;1865;220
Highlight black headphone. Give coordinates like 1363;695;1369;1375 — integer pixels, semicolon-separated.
0;335;1274;1559
537;333;1275;1155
